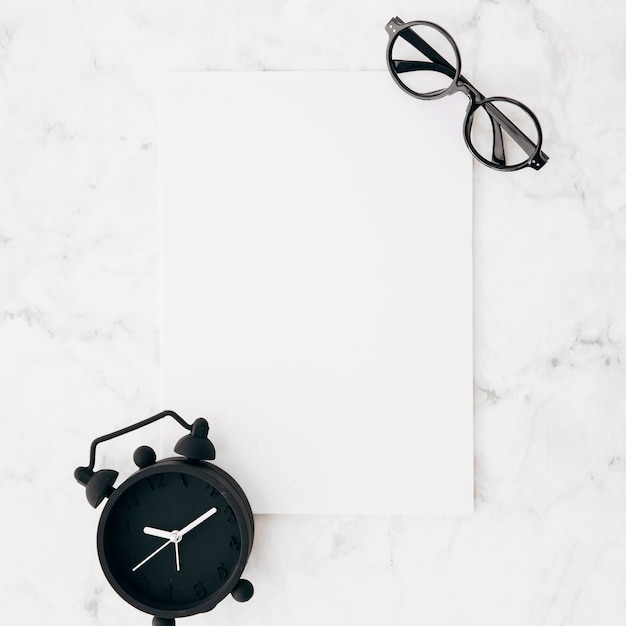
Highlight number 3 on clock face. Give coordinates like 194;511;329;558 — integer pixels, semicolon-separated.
97;459;253;619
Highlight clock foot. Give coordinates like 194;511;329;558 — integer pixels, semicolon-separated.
231;578;254;602
152;617;175;626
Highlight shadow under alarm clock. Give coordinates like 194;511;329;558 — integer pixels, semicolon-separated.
74;410;254;626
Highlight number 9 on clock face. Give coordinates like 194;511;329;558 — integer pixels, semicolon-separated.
96;459;254;619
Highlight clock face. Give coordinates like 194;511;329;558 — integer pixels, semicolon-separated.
97;460;250;617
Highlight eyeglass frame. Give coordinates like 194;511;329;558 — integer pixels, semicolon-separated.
385;17;549;172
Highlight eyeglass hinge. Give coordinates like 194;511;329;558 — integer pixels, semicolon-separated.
386;17;405;36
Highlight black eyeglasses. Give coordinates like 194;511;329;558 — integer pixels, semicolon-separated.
385;17;549;172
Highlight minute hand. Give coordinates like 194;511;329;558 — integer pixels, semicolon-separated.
178;507;218;538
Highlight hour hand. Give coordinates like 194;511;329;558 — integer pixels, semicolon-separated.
143;526;172;540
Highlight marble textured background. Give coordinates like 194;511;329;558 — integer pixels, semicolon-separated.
1;1;625;625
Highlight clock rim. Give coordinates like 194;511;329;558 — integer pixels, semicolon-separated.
96;457;253;618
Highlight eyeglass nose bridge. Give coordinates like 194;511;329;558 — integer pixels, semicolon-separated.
456;79;483;103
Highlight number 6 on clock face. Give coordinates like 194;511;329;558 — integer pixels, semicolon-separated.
97;459;253;619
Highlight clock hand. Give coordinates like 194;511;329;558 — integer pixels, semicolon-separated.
132;537;172;572
143;526;172;540
178;507;218;538
174;541;181;572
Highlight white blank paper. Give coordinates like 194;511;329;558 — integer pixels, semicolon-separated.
159;72;473;514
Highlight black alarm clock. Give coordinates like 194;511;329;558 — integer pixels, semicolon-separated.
75;410;254;626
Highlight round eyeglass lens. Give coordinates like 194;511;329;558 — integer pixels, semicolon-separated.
388;23;460;99
466;98;541;169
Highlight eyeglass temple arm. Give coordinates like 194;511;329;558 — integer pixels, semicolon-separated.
394;20;456;76
393;59;454;79
481;100;548;164
489;115;506;166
